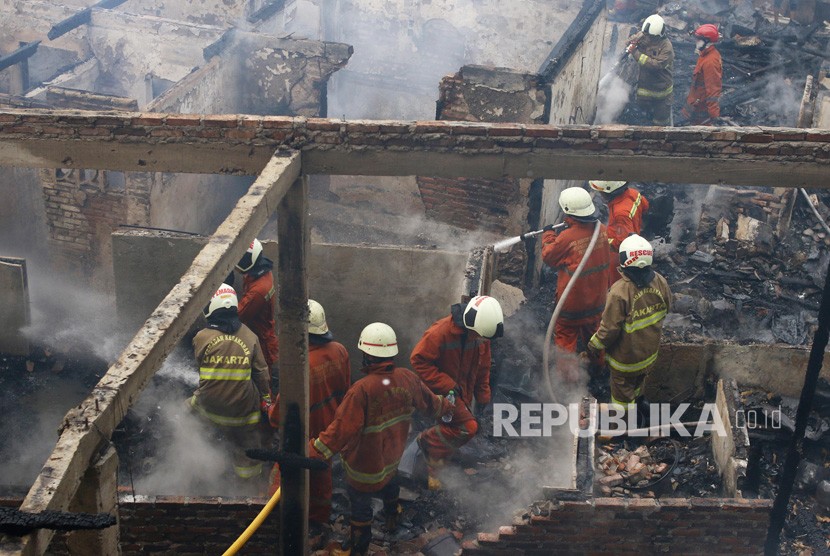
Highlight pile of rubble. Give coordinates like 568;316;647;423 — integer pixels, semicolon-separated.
596;441;673;495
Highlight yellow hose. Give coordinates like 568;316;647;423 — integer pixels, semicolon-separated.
222;487;281;556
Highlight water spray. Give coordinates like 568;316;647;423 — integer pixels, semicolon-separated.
493;223;567;253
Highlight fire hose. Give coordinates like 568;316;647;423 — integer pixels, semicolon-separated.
542;220;602;403
221;487;281;556
222;448;328;556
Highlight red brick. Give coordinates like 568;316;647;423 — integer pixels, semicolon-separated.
711;131;738;141
40;126;74;136
0;114;18;123
450;123;489;136
524;126;560;138
261;117;295;129
596;126;629;138
561;127;592;138
4;125;37;134
346;122;381;133
378;122;410;133
306;118;342;131
488;124;524;137
186;128;222;138
150;128;185;138
806;132;830;142
739;133;774;143
224;128;257;140
203;115;239;127
166;115;202;126
414;121;452;133
131;114;166;126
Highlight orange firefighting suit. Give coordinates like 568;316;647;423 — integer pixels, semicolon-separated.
589;270;671;408
310;359;448;488
631;35;675;125
606;187;649;284
683;45;722;125
411;306;491;461
268;338;351;523
542;217;612;380
239;270;279;368
190;325;271;479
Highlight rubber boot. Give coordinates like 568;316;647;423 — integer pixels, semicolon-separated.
383;499;402;532
332;525;371;556
417;435;444;490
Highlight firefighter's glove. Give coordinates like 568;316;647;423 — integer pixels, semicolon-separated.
260;396;272;416
542;223;559;232
308;438;326;460
585;343;602;365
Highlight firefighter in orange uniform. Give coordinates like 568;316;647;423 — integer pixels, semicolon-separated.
267;299;350;526
189;284;272;482
411;296;504;490
682;24;722;125
541;187;612;381
236;238;279;371
589;180;649;285
309;323;451;556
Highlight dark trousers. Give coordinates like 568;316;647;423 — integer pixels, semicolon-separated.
347;479;400;527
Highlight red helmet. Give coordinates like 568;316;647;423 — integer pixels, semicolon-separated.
694;24;719;43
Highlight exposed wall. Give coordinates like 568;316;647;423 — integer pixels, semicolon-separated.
539;3;608;280
464;497;772;555
112;235;470;376
322;0;576;119
1;495;280;555
647;342;830;400
87;10;225;105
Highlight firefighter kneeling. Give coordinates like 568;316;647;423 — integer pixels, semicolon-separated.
586;235;672;428
309;323;453;556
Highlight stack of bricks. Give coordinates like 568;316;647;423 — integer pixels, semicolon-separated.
437;71;479;122
461;498;772;555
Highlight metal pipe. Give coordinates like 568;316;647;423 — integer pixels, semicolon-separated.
764;255;830;554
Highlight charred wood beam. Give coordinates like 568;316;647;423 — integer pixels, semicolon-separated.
0;508;115;537
47;0;128;41
538;0;605;84
0;42;40;73
203;29;235;61
764;255;830;554
247;0;286;23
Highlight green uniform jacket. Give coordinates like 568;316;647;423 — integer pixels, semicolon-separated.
590;271;672;373
191;325;271;427
632;36;674;99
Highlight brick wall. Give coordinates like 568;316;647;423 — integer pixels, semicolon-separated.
462;497;772;555
1;495;278;555
2;112;830;171
417;175;522;234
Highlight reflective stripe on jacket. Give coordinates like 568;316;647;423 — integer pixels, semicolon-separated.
589;271;671;374
411;315;491;406
633;36;674;97
191;325;270;426
269;340;351;438
239;272;279;367
312;361;446;492
607;188;649;251
541;217;611;323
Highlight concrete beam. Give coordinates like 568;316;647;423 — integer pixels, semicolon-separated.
1;111;830;186
0;151;301;556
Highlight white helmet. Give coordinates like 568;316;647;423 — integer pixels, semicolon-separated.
619;234;653;269
642;14;665;37
205;283;238;318
235;238;263;272
589;180;627;194
559;187;597;218
463;296;504;339
358;322;399;357
308;299;329;335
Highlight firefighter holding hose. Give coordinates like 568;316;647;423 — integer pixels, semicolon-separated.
309;323;452;556
587;235;672;426
541;187;611;383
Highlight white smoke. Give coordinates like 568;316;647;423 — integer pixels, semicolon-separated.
595;74;632;124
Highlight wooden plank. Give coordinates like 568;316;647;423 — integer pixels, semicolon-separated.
0;138;274;175
277;176;310;556
0;151;301;556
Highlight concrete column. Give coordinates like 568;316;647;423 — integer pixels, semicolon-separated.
66;445;120;555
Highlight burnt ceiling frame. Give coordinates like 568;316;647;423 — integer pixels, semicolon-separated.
0;109;829;555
